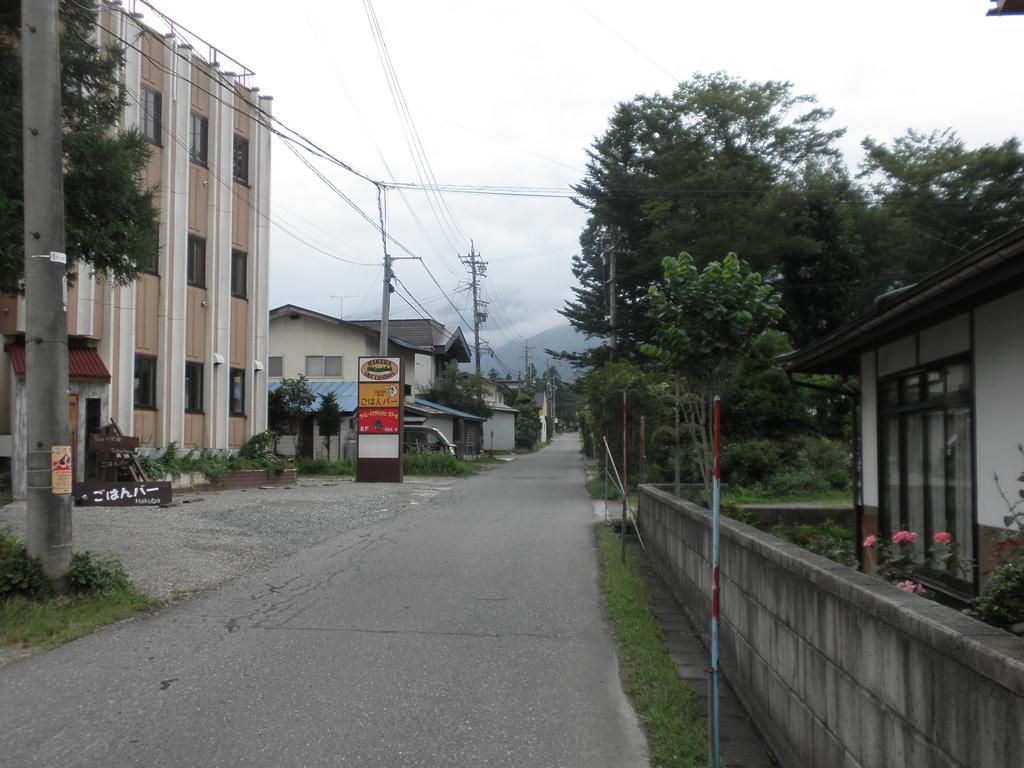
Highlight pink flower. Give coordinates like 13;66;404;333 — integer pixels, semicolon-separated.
862;534;879;548
932;532;952;545
896;580;925;594
892;530;917;545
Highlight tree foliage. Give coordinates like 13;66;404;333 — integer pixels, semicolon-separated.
640;252;783;490
317;391;343;460
513;392;542;449
0;0;158;292
562;72;844;363
419;362;492;419
274;375;316;456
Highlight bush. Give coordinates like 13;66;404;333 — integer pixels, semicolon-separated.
240;430;277;461
974;559;1024;632
0;530;51;600
721;439;791;486
782;520;856;567
404;452;475;477
66;551;134;594
296;458;355;476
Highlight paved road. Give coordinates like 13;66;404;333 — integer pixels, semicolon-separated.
1;435;648;768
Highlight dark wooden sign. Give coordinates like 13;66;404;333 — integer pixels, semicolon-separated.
89;433;140;453
74;481;171;507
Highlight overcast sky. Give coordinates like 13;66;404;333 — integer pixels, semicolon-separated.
144;0;1021;355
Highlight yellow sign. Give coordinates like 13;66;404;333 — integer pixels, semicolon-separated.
51;445;72;495
359;382;400;408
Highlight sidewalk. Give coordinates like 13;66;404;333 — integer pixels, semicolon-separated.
628;540;778;768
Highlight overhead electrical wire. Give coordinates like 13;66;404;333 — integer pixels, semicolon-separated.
362;0;469;253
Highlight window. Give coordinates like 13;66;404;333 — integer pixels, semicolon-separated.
185;362;204;412
134;355;156;409
229;369;245;415
231;250;247;297
268;356;283;378
305;356;342;378
879;359;973;591
232;135;249;183
187;236;206;288
305;356;324;378
189;112;208;165
141;86;161;144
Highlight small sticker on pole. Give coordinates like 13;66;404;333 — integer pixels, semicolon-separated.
51;445;72;495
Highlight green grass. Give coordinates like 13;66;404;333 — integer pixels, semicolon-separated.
596;526;707;767
724;487;852;507
1;587;159;653
403;452;477;477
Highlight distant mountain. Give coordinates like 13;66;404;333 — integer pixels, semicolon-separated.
481;322;601;383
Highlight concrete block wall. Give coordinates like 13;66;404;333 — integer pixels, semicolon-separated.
638;484;1024;768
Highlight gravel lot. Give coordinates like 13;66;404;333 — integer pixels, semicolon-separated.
0;476;459;600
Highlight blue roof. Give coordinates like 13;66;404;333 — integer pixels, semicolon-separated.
268;380;358;413
412;397;486;422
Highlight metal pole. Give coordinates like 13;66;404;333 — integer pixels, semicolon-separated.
709;395;722;768
22;0;72;580
621;391;627;563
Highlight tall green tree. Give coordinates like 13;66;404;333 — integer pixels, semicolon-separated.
275;375;316;456
859;128;1024;285
640;252;783;491
563;72;845;365
0;0;158;292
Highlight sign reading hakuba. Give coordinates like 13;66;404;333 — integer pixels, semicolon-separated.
359;382;400;408
358;407;400;434
357;356;403;483
51;445;72;495
74;481;172;507
359;357;400;382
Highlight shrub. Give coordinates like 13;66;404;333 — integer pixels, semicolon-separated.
240;430;277;461
974;559;1024;632
404;452;475;477
785;520;856;567
0;530;51;600
296;458;355;476
721;439;789;486
66;551;133;594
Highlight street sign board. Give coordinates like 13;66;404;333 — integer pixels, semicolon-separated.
358;407;400;434
359;382;400;408
73;481;172;507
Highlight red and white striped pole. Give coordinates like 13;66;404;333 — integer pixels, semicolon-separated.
709;395;722;768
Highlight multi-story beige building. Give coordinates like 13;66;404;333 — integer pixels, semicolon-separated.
0;1;272;495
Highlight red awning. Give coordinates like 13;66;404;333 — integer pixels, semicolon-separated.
6;345;111;382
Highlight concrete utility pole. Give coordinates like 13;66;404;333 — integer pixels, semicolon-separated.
461;242;487;376
379;251;392;355
607;234;617;361
522;340;532;387
22;0;72;578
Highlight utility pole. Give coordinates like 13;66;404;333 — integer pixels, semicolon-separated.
522;340;532;386
379;251;392;355
461;241;488;376
607;234;617;361
22;0;72;578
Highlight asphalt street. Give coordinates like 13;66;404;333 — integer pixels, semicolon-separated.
0;434;648;768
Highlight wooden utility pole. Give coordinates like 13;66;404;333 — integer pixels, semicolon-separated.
22;0;72;578
461;242;487;375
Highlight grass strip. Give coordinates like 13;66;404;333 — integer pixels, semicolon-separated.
1;588;159;654
596;526;707;768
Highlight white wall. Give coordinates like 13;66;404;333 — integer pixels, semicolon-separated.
267;315;369;381
481;411;515;452
974;291;1024;528
860;352;878;508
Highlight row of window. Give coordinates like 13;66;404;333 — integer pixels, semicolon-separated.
879;359;974;592
140;86;250;184
134;356;245;416
266;356;343;379
186;237;248;296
